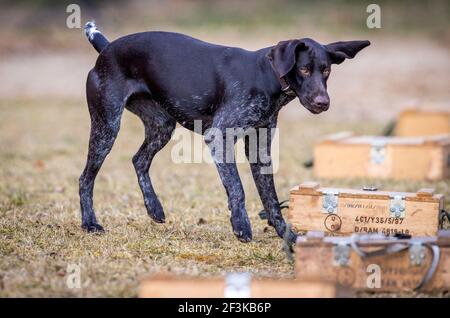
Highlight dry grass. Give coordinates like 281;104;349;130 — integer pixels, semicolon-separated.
0;98;448;297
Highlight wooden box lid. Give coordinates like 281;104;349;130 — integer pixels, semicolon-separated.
290;182;443;203
317;132;450;146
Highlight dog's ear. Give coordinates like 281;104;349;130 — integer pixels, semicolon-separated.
267;40;305;78
325;40;370;64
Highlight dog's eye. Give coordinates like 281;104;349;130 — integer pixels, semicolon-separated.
323;68;330;77
299;67;310;76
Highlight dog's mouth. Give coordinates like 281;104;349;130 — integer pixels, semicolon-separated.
299;97;325;114
305;106;324;114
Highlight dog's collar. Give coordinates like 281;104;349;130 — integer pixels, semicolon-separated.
266;54;297;97
279;76;297;97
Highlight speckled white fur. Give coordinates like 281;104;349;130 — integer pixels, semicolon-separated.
84;21;101;41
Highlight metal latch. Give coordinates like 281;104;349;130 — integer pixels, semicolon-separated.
322;191;339;214
409;243;426;266
371;139;386;164
389;195;406;218
224;272;251;298
333;244;350;266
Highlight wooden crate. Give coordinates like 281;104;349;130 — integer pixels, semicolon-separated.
295;231;450;293
395;109;450;137
288;182;444;236
139;273;350;298
313;132;450;180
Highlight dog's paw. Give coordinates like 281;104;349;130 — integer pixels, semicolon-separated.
234;230;253;243
283;229;298;244
150;215;166;223
145;201;166;223
81;222;105;233
148;209;166;223
231;216;253;243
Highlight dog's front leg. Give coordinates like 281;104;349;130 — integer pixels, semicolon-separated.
244;122;297;243
205;128;252;242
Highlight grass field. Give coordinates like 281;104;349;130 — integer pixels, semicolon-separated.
0;98;448;297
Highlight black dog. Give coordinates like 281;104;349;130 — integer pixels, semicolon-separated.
80;21;369;242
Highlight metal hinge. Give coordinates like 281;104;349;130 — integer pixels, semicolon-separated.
322;191;339;214
224;272;251;298
333;244;350;266
389;195;406;218
409;243;426;266
370;139;387;164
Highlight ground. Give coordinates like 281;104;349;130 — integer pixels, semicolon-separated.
0;97;449;297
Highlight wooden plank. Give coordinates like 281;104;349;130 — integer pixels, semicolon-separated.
313;133;450;180
395;109;450;137
138;274;350;298
288;183;443;237
295;183;442;200
295;231;450;293
416;188;435;197
314;143;371;179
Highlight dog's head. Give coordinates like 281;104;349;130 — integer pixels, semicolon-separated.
267;38;370;114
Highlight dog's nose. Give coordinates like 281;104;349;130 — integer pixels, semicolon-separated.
313;95;330;109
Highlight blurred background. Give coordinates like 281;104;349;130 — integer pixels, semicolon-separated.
0;0;449;120
0;0;449;297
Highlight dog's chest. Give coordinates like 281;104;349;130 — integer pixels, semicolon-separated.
227;90;294;127
275;93;296;110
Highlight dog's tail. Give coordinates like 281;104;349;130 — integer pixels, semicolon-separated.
84;21;110;53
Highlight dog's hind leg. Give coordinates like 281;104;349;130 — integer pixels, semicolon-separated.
79;70;125;232
128;96;176;223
